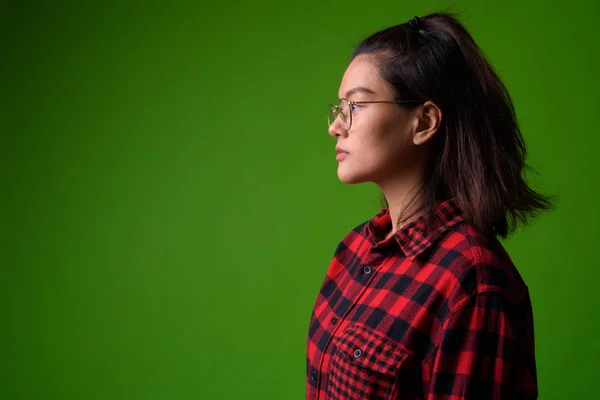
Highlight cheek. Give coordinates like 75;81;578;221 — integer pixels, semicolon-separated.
379;120;414;156
350;138;396;173
359;137;414;178
350;112;413;165
361;126;407;161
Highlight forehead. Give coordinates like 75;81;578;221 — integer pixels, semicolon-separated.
338;54;391;98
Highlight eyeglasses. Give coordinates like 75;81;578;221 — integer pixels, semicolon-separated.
327;98;422;131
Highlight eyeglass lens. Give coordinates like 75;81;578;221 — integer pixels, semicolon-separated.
328;99;350;129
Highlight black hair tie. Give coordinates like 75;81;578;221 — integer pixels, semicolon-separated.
407;16;422;31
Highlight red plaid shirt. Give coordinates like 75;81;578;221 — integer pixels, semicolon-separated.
306;198;537;399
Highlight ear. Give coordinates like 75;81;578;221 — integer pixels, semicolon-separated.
413;101;442;146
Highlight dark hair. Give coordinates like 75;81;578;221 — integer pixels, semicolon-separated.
351;11;556;239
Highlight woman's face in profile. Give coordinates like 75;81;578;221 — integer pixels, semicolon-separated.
328;54;423;186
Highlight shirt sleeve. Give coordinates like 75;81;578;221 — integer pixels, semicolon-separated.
425;290;538;400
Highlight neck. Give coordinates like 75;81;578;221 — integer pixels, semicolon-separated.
378;167;426;239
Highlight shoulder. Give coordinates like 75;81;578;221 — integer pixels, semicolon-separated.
432;222;529;312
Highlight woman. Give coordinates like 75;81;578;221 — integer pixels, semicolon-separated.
306;12;554;400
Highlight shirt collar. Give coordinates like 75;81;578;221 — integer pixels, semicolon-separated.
364;197;465;261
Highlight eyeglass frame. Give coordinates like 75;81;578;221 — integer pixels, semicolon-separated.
328;98;423;131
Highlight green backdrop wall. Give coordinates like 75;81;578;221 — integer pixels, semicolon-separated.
2;0;599;398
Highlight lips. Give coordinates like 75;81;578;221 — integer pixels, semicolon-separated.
335;146;349;155
336;152;348;161
335;146;349;161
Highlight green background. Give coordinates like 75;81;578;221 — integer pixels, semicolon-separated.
2;0;598;398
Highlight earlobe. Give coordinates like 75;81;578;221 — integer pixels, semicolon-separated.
413;133;428;145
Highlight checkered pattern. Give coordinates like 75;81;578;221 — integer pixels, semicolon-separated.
306;198;537;399
327;324;409;399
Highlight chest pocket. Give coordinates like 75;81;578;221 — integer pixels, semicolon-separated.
325;324;410;400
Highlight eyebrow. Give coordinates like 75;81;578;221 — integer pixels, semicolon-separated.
340;86;377;99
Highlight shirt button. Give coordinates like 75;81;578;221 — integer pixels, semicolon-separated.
363;265;372;275
353;349;362;358
331;317;338;325
310;370;318;382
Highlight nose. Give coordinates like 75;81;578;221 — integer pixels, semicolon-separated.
328;118;348;139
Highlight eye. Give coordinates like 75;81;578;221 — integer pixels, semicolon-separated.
350;103;361;111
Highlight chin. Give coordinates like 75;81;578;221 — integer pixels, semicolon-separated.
337;166;370;184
